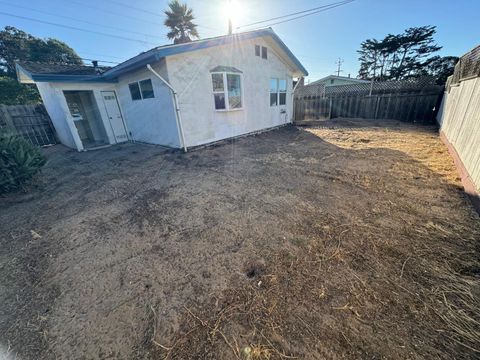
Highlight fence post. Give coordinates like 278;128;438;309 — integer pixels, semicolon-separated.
0;104;15;129
374;96;380;119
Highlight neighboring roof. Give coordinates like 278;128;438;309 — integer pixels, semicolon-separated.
210;66;242;73
17;28;307;84
309;75;369;86
16;61;113;83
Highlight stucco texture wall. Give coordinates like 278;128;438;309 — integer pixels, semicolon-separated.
36;82;77;149
116;61;180;148
166;37;295;147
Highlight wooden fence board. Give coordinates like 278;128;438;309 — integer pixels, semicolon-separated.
0;104;57;146
294;87;443;124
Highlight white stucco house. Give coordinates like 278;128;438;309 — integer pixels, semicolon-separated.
16;28;307;152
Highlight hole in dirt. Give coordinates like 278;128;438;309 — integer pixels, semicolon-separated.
243;260;266;279
246;268;257;278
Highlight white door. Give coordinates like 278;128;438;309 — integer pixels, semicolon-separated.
101;91;128;143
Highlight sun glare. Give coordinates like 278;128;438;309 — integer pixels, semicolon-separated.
222;0;245;28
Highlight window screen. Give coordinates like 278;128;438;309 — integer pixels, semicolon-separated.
255;45;260;56
211;73;224;92
214;93;226;110
139;79;154;99
227;74;242;109
128;82;141;101
212;73;226;110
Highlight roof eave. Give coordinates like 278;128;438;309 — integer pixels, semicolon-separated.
103;53;161;80
15;63;35;84
266;29;308;77
31;74;117;83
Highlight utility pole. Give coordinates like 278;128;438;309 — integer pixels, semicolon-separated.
227;0;233;35
335;58;344;76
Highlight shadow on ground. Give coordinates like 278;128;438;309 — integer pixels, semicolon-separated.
0;121;478;359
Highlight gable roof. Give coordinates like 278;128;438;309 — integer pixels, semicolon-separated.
16;61;113;83
309;75;369;86
103;28;307;79
17;28;307;84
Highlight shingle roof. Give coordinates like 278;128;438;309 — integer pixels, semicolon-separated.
17;61;111;76
16;61;114;83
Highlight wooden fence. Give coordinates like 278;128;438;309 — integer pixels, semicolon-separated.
294;79;444;124
0;104;57;146
437;44;480;191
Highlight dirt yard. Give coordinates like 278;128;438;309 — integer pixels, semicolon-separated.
1;119;479;359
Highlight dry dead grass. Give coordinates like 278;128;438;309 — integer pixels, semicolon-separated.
145;119;480;360
1;119;478;360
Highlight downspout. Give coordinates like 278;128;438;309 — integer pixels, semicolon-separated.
146;64;187;152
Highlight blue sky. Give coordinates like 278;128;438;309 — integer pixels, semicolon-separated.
1;0;479;81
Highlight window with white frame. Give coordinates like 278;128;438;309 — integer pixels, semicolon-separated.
211;71;242;110
270;78;287;106
128;78;155;101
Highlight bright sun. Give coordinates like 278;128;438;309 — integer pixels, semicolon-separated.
222;0;245;27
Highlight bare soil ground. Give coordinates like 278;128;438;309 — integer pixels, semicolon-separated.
0;118;479;359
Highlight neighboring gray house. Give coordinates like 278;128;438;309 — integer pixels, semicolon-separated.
309;75;369;87
16;28;307;152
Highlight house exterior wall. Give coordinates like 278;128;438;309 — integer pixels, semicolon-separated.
165;37;295;147
35;61;180;151
36;82;118;151
36;82;77;149
311;78;367;87
115;60;180;148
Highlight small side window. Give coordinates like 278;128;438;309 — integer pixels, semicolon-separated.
261;46;267;59
139;79;154;99
330;79;334;84
255;45;260;56
129;82;141;101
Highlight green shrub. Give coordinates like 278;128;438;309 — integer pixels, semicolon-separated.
0;129;46;193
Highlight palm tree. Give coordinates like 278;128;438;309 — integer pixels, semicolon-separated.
164;0;199;44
